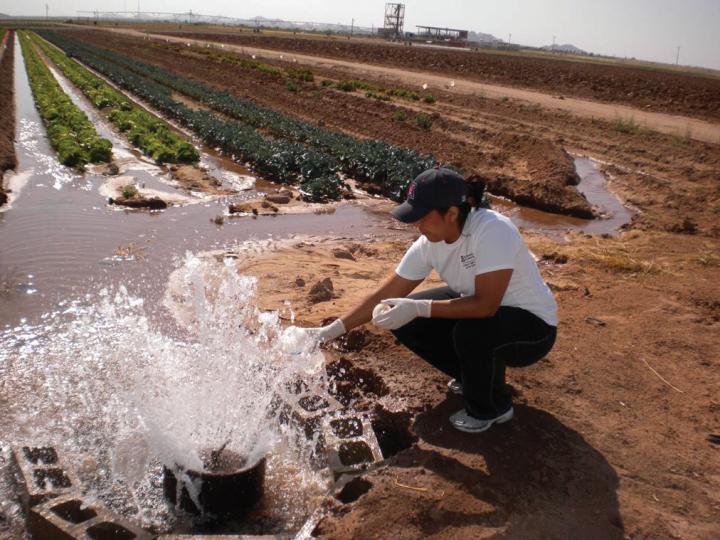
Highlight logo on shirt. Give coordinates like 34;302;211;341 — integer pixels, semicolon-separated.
460;253;476;269
407;182;417;200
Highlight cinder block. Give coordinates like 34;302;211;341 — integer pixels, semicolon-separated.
322;415;383;480
273;388;342;441
28;492;152;540
11;446;81;512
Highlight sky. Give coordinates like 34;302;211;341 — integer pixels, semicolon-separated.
1;0;719;70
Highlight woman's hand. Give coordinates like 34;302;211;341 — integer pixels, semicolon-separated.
372;298;432;330
305;319;347;343
281;319;346;355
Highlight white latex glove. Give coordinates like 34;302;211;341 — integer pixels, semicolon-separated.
309;319;347;343
372;298;432;330
281;319;346;354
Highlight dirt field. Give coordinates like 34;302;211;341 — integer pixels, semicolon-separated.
237;228;720;539
138;28;720;538
156;30;720;122
0;30;16;206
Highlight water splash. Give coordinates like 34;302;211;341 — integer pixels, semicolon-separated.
0;252;331;531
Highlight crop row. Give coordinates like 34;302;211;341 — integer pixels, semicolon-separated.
39;31;350;200
29;33;199;165
18;32;112;169
40;31;436;200
161;42;435;104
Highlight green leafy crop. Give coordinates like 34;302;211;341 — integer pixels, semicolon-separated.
18;32;111;169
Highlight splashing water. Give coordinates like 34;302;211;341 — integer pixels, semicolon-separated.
0;252;331;531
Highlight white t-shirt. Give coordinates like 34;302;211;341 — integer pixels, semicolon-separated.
395;209;558;326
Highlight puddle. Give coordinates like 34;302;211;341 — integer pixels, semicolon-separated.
493;155;633;237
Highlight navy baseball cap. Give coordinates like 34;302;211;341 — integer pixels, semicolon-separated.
391;167;468;223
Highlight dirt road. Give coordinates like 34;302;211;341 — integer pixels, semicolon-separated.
106;27;720;144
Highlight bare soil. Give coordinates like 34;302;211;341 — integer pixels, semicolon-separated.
0;31;16;206
167;164;235;196
236;230;720;539
156;30;720;122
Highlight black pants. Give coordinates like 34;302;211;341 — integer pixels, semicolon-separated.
391;287;557;419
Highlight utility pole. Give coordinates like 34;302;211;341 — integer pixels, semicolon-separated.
552;35;556;51
508;33;511;45
675;45;680;65
45;4;49;20
351;18;354;37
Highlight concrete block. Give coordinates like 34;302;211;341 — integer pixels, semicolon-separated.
28;492;152;540
322;415;383;480
11;446;81;512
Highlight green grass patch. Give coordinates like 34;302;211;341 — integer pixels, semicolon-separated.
121;184;138;198
415;114;433;129
285;66;314;82
613;115;645;135
366;90;390;101
393;109;407;121
336;80;360;92
387;88;420;101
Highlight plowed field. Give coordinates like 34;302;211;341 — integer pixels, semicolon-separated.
158;30;720;121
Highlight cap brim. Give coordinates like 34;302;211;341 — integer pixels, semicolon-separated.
391;201;432;223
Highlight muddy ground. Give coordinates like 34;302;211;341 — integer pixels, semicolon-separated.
0;31;16;206
156;29;720;122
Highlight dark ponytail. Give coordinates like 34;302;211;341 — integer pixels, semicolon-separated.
449;174;488;229
464;174;489;209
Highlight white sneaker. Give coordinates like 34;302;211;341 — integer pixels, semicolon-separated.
447;378;463;395
449;407;514;433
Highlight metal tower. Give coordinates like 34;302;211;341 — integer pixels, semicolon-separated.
383;3;405;40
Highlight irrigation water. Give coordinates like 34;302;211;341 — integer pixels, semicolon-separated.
0;253;336;535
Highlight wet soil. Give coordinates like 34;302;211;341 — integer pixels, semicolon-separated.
55;29;595;218
157;30;720;122
0;31;16;205
237;234;720;539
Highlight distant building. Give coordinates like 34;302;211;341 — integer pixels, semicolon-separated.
415;26;469;44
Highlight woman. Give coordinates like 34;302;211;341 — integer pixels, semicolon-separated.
303;167;557;433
